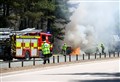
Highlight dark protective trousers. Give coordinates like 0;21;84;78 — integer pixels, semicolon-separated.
43;54;50;64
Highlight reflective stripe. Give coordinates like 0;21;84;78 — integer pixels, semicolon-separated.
23;39;30;48
16;39;22;48
25;42;29;47
17;36;40;38
31;47;34;49
34;42;37;47
16;36;19;38
16;42;21;47
30;39;38;56
31;39;38;51
50;44;53;48
38;47;41;49
35;36;40;38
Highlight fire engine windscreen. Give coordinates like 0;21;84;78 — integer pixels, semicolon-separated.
42;35;46;41
65;0;119;53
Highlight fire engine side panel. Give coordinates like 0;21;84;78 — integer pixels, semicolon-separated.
15;34;52;58
16;39;23;56
23;39;30;48
31;39;38;57
23;39;31;56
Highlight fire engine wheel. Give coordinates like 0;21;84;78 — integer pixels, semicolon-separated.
25;51;31;60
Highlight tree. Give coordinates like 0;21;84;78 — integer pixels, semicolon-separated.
51;0;71;40
0;0;13;28
0;0;71;41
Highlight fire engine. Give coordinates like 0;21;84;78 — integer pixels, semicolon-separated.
11;32;53;60
0;28;53;61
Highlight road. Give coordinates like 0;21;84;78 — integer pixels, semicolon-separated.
1;58;120;82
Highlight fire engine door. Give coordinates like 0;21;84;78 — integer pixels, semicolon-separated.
23;39;30;48
16;39;23;56
31;39;38;56
22;39;30;56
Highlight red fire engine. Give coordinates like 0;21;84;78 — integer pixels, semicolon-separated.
11;30;53;60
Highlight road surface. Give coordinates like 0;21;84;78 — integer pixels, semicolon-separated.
1;58;120;82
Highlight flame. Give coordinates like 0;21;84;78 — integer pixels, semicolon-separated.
70;47;80;55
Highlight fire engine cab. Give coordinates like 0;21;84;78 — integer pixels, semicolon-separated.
11;29;53;60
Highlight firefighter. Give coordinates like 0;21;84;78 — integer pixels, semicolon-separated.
62;43;67;55
101;43;105;54
42;41;51;64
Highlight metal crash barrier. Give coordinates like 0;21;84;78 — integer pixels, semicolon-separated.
0;52;119;68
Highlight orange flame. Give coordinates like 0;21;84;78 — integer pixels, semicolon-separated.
70;47;80;55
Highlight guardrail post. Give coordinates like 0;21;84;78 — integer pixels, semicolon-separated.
69;55;71;62
104;53;106;58
57;55;59;63
76;55;78;61
8;60;11;68
83;54;85;60
95;53;96;59
118;52;119;57
53;56;55;63
64;55;66;62
88;53;90;60
99;53;101;58
48;58;50;64
114;52;115;57
109;52;111;57
33;58;35;66
21;60;24;67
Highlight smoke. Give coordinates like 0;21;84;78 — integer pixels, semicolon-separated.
65;0;119;53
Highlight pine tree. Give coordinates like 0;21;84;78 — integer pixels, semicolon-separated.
0;0;71;41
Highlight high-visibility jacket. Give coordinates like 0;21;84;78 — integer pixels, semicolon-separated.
42;43;50;55
62;44;67;51
101;44;105;50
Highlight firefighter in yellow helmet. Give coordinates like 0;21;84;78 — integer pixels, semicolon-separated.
101;43;105;54
62;43;67;55
42;40;51;64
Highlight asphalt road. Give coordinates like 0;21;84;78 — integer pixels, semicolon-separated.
1;58;120;82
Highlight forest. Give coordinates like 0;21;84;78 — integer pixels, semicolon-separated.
0;0;72;40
